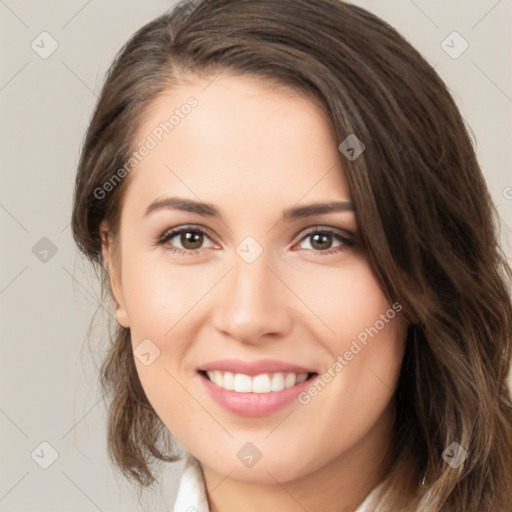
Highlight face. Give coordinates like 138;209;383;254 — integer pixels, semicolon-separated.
102;73;407;484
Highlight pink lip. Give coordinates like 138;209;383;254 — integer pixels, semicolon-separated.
197;359;317;417
199;358;315;376
199;373;315;417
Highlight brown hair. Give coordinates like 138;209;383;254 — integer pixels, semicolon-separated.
71;0;512;510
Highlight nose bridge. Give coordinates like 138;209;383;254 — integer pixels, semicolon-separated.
213;243;291;343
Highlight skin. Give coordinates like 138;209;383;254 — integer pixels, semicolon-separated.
101;73;408;512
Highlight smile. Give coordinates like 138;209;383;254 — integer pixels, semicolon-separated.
197;359;318;416
204;370;313;393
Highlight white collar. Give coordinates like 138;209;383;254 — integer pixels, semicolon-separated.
172;453;383;512
172;454;209;512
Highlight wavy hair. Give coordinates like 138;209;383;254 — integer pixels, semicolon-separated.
71;1;512;510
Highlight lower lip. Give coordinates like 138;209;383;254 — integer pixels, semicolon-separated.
198;372;316;417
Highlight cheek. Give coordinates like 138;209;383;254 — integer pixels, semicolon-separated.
293;259;406;432
118;248;216;407
290;255;401;352
121;247;209;339
120;257;205;438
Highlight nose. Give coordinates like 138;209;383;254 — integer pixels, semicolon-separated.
211;250;293;346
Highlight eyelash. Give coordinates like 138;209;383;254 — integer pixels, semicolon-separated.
156;224;356;257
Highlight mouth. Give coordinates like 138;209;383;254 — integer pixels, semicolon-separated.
196;359;319;417
198;369;318;393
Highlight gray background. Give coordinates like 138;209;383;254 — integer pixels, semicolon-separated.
1;1;511;511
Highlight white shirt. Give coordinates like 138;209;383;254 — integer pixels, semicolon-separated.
172;453;382;512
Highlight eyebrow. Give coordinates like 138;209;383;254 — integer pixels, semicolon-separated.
144;196;355;220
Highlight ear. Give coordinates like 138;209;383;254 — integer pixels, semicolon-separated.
100;221;130;328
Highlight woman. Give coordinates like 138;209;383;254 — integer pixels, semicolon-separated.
71;0;512;510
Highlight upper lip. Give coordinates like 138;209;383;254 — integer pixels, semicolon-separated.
199;358;316;376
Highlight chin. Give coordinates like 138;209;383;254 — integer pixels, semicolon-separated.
198;445;320;484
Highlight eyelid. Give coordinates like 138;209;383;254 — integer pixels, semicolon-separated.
295;225;355;240
291;224;355;246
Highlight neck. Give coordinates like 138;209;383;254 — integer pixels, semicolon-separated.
202;403;396;512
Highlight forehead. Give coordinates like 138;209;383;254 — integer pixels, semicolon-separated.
123;73;350;216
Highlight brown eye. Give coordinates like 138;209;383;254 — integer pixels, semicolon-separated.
309;232;335;251
178;230;204;250
158;226;215;255
297;228;354;255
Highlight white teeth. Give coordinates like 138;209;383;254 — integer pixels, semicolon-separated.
223;371;235;390
234;374;253;392
271;373;285;391
284;373;296;388
213;370;223;387
205;371;310;393
252;374;272;393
